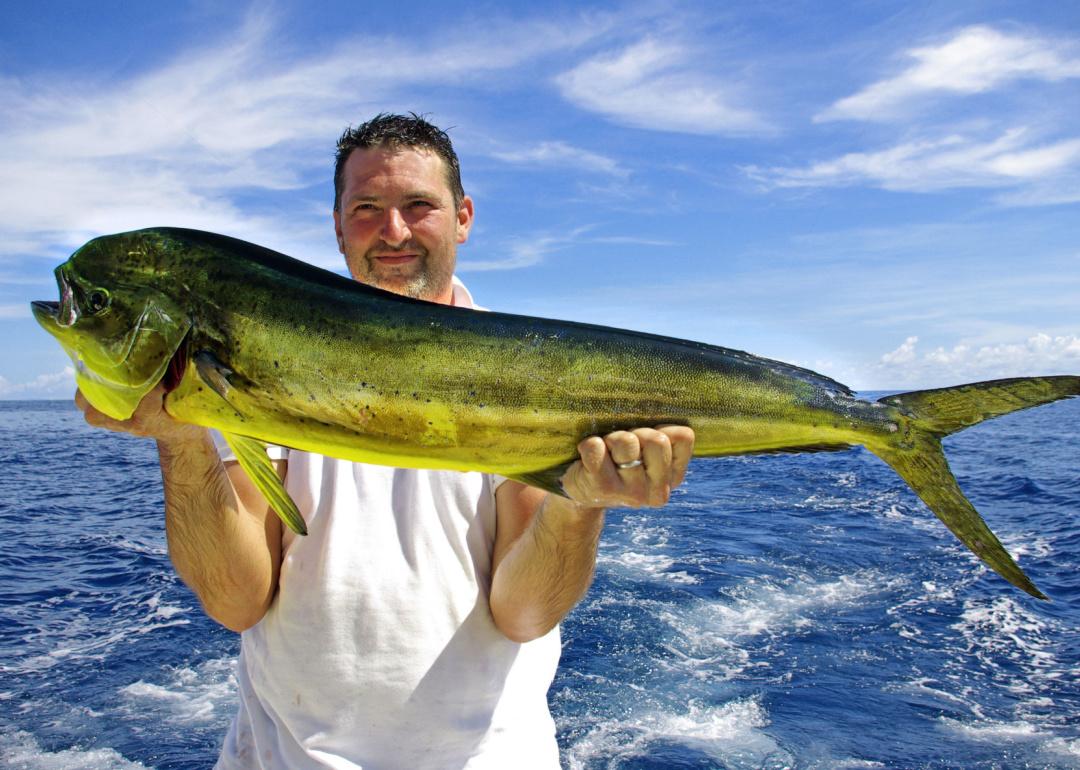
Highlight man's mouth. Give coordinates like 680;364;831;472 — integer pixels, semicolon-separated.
374;254;418;266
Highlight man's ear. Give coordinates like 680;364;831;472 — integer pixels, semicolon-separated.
456;196;475;245
333;210;345;254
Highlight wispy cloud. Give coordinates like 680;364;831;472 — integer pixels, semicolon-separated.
818;25;1080;122
555;38;769;135
754;24;1080;205
744;128;1080;194
0;304;31;319
0;10;604;265
490;141;628;177
458;239;558;272
588;235;676;247
458;227;596;272
457;225;676;272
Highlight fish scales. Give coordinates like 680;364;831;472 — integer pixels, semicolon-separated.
32;227;1080;598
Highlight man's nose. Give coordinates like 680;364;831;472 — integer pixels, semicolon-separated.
381;208;411;247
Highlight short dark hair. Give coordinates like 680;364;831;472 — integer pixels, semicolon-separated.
334;112;465;211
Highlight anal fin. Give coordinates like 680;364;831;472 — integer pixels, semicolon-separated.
221;432;307;536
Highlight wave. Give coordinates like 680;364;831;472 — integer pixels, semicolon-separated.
0;730;151;770
119;657;239;725
561;696;793;770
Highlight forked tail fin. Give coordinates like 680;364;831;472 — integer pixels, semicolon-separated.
869;376;1080;600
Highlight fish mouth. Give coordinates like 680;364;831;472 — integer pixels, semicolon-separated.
31;300;60;321
32;267;78;328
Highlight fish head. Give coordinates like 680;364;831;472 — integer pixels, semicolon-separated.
31;230;193;420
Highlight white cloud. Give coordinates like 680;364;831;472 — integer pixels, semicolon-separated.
0;11;605;264
882;336;918;365
876;333;1080;386
555;38;768;135
0;367;75;398
490;141;628;177
819;25;1080;122
744;129;1080;194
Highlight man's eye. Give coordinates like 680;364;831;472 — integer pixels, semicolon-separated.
408;200;433;209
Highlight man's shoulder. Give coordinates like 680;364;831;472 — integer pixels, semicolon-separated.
451;275;488;311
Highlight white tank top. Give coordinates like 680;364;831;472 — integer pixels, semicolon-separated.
214;277;562;768
215;456;562;769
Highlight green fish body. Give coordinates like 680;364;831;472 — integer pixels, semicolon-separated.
32;228;1080;598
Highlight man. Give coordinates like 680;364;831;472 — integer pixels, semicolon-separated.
77;113;695;768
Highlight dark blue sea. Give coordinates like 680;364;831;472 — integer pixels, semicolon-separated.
2;397;1079;769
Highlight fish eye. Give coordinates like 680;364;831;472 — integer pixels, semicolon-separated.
87;289;110;314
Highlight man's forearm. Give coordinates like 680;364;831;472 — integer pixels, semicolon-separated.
489;495;604;643
158;432;279;632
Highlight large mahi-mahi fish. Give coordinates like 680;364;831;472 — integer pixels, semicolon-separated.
32;228;1080;599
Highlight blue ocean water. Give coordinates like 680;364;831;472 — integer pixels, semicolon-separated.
1;397;1078;769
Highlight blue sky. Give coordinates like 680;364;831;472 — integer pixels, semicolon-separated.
2;0;1079;396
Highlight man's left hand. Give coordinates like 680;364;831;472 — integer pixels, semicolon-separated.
560;425;695;509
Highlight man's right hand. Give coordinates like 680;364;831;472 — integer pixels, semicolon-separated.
75;385;205;445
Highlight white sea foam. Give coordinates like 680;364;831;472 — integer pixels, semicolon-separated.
941;716;1044;741
626;518;672;548
952;596;1060;678
884;592;1080;761
648;572;891;684
836;471;858;488
1043;736;1080;758
598;550;703;585
0;730;150;770
562;696;794;770
885;568;984;643
796;479;895;514
1001;532;1053;560
799;758;886;770
13;592;191;674
143;592;187;621
875;496;944;533
609;550;675;571
891;677;973;710
114;537;168;557
683;572;889;642
663;571;701;585
119;656;238;724
598;514;703;584
883;503;906;520
655;637;756;683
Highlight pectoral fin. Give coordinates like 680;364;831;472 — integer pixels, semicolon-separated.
221;431;307;536
509;461;575;498
195;350;237;405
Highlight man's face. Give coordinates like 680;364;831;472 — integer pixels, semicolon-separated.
333;146;473;305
